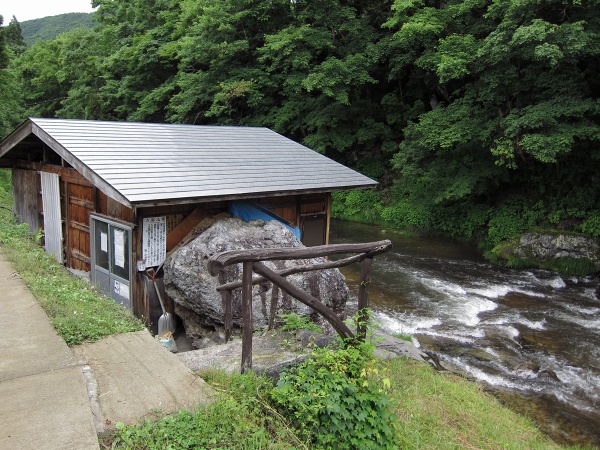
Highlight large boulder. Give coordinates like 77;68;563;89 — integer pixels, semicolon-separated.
491;232;600;275
163;216;349;345
514;233;599;261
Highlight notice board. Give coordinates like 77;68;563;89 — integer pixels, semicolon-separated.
143;216;166;267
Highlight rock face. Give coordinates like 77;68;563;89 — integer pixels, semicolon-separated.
163;216;349;344
514;233;600;262
492;232;600;275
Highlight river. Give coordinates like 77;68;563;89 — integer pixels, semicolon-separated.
329;219;600;447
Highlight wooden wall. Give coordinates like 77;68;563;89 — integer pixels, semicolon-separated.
12;169;41;234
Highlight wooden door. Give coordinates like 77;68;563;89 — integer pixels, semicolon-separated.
65;179;95;271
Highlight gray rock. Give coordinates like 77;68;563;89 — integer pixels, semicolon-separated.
295;329;338;349
514;233;600;263
176;330;428;379
373;333;428;363
176;330;308;375
164;216;349;340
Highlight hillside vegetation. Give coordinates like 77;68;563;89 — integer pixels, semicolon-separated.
19;13;95;46
1;0;599;255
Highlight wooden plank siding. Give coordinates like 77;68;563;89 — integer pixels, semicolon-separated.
12;169;41;234
66;181;94;271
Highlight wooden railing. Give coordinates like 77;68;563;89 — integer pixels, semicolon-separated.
208;240;392;373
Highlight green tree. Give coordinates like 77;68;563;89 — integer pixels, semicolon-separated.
5;16;27;55
90;0;182;121
383;0;600;241
0;15;25;138
167;0;293;125
16;37;70;117
258;0;398;170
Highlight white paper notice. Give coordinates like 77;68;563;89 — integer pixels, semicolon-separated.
142;217;167;267
114;280;130;300
100;232;108;252
114;229;125;268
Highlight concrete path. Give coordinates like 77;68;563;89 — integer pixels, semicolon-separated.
73;331;214;433
0;252;214;449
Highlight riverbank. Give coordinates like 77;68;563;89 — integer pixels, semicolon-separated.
0;224;567;449
331;218;600;447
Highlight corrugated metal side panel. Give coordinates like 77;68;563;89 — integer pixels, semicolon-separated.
40;171;63;263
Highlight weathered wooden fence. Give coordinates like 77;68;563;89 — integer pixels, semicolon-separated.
208;240;392;373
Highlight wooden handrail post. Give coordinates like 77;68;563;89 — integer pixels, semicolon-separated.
357;257;373;341
241;261;254;373
219;272;233;343
268;284;279;330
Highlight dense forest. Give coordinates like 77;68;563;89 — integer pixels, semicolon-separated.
1;0;599;257
19;13;96;46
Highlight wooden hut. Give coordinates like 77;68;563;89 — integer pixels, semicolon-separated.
0;118;376;326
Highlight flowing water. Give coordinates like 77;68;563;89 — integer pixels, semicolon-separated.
330;219;600;447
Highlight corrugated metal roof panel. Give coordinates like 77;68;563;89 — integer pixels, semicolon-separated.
3;118;377;206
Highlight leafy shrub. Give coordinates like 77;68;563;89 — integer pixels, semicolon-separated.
331;190;384;224
271;343;399;450
430;203;492;240
580;211;600;238
381;200;432;230
485;198;545;247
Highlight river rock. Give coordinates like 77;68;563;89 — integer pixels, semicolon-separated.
163;216;349;342
514;233;600;262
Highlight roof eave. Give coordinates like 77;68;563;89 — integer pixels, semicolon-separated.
130;183;378;209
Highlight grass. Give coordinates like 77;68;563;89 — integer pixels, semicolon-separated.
0;169;144;345
106;369;302;449
383;358;565;449
106;358;576;450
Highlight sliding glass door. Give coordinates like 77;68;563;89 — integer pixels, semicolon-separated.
90;215;132;309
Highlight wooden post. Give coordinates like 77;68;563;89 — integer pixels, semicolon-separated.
241;261;254;373
357;257;373;341
219;273;233;343
268;284;279;330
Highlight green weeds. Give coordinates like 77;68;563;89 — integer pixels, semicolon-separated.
271;341;399;450
109;370;301;450
280;313;322;334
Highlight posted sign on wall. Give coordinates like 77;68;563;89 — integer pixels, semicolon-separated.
143;216;166;267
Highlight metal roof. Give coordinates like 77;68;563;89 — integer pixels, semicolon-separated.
0;118;377;208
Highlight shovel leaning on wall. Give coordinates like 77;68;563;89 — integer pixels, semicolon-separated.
146;268;176;336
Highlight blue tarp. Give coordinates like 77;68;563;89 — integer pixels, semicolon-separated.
228;200;302;239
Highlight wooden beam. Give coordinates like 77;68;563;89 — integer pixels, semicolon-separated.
216;252;372;291
0;121;32;157
357;257;373;341
209;240;392;276
219;272;233;343
268;284;279;330
166;207;207;252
